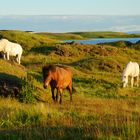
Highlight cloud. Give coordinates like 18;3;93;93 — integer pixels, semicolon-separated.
107;25;140;32
0;15;140;32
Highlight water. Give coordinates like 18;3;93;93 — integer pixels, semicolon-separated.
64;38;140;44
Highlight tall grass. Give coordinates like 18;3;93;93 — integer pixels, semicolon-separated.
0;97;140;139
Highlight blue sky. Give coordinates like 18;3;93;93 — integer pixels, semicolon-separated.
0;1;140;32
0;0;140;15
0;15;140;32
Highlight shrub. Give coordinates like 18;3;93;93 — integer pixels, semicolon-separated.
98;41;133;48
99;59;122;72
55;44;79;57
18;74;38;103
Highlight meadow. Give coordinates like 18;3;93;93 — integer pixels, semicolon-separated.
0;30;140;140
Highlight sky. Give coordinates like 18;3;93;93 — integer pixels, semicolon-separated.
0;0;140;32
0;15;140;32
0;0;140;15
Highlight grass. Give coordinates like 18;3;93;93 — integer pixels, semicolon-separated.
0;30;140;139
38;31;140;40
0;30;57;52
37;32;84;40
0;59;26;78
71;31;140;39
0;97;140;139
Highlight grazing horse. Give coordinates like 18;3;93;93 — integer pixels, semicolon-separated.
42;65;73;104
0;39;23;64
121;61;139;88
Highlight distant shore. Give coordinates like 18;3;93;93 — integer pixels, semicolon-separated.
38;31;140;40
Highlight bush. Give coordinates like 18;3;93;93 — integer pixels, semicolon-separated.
99;59;122;72
98;41;133;48
55;44;80;57
18;74;38;103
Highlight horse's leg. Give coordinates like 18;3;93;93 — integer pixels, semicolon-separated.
51;87;55;102
60;89;63;104
56;89;59;102
67;85;72;102
18;57;20;64
16;56;19;64
131;76;134;87
56;88;63;104
3;53;6;59
18;55;21;64
6;52;9;60
136;76;139;87
59;88;63;104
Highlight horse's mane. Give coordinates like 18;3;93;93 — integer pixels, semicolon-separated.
56;64;70;69
42;65;57;73
42;64;70;73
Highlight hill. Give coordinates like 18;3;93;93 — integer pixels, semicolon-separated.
71;31;140;39
0;30;140;139
0;30;57;51
38;31;140;40
37;32;84;40
0;59;26;84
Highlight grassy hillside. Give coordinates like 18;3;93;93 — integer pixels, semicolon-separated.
0;59;26;78
0;59;26;88
38;32;84;40
0;30;57;51
0;30;140;139
72;31;140;39
38;31;140;40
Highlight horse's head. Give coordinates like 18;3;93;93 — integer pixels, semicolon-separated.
42;66;52;89
121;75;128;88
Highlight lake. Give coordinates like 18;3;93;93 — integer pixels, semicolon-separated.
64;38;140;44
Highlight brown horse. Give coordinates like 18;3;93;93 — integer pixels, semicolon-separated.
42;65;73;104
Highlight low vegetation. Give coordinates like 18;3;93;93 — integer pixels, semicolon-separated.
0;30;56;52
38;31;140;40
72;31;140;39
38;32;84;40
0;30;140;139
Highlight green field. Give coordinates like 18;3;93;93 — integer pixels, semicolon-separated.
0;30;140;140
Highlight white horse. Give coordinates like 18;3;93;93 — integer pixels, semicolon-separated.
0;39;23;64
121;61;139;88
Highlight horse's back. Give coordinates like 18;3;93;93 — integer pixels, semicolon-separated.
5;42;23;56
58;66;72;75
42;65;72;88
133;62;139;76
56;66;72;80
124;61;139;76
56;67;72;88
